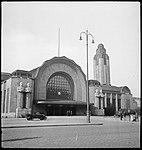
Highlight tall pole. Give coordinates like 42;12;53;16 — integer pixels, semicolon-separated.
86;30;90;123
58;28;60;57
79;30;94;123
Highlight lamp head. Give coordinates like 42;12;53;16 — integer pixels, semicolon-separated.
79;36;82;40
92;39;95;44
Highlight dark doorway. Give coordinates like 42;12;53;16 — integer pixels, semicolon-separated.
46;105;76;116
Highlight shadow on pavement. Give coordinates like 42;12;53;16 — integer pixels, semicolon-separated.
2;136;41;142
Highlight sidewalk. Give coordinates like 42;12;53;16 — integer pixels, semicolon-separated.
2;115;140;129
1;116;103;128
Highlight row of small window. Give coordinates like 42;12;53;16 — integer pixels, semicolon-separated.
49;76;69;83
47;87;71;93
49;79;69;85
11;72;32;78
47;86;71;90
48;81;70;87
47;84;71;90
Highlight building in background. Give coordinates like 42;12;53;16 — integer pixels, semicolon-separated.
90;44;139;115
1;44;139;117
1;57;90;117
93;44;111;85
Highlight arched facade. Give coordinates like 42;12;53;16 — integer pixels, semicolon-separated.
32;56;87;115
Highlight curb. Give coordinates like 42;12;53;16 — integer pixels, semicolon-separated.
2;123;103;129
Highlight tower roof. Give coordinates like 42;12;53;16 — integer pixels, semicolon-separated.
96;43;106;55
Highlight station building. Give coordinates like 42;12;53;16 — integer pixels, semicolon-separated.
1;44;138;117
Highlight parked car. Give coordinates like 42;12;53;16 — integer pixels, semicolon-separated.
26;112;47;120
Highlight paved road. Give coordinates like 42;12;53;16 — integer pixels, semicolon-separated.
1;116;140;148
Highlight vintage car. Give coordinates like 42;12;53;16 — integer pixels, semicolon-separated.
26;112;47;120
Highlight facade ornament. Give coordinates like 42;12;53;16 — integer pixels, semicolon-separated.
25;83;31;93
25;83;31;108
95;89;100;96
17;82;24;92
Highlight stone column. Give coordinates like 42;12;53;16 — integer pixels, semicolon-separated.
95;89;100;108
25;83;31;109
115;93;118;112
100;97;104;109
104;93;107;108
110;93;112;105
26;93;31;108
95;96;99;108
100;89;104;109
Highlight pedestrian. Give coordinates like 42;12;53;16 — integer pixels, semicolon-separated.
70;110;72;116
128;110;131;121
133;113;136;122
130;113;134;123
120;113;123;120
67;110;69;116
128;112;131;122
123;111;126;121
135;112;139;122
68;110;70;116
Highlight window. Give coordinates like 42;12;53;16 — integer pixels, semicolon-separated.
47;74;73;100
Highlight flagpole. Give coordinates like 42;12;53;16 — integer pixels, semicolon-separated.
58;28;60;57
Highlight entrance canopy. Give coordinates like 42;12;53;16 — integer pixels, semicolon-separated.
36;100;93;106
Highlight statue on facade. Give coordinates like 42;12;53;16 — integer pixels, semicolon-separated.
25;83;31;109
17;82;24;92
100;89;104;97
25;83;31;93
95;89;100;97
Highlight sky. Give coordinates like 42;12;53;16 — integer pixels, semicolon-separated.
2;2;140;97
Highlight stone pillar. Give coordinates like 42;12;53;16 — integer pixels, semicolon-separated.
95;97;99;108
25;83;31;109
26;93;31;108
100;89;104;109
95;89;100;108
115;93;118;112
104;93;107;108
100;97;104;109
110;93;112;105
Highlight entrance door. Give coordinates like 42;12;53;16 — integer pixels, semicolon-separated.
46;105;76;116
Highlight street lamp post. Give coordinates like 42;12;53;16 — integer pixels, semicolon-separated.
79;30;95;123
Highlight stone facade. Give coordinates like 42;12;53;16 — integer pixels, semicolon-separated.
34;57;86;103
1;57;88;117
89;81;135;115
1;44;139;117
1;70;34;118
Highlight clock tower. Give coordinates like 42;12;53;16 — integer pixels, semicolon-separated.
93;44;111;85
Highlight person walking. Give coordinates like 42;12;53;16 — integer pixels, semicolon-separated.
123;111;126;121
120;112;123;120
128;112;131;122
130;113;134;123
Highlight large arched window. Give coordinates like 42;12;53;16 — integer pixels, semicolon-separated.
46;72;73;100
